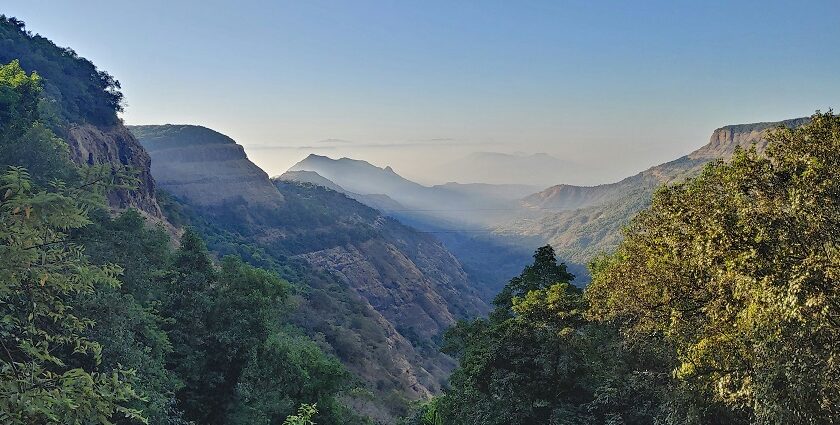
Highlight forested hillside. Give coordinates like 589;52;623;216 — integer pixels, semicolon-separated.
2;10;838;425
404;112;840;425
0;18;365;424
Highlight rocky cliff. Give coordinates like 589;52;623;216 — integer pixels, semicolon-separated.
129;124;284;209
65;123;167;223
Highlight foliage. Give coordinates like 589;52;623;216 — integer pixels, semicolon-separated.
0;16;123;126
0;59;73;184
434;246;662;425
0;166;143;424
587;111;840;423
421;112;840;425
283;403;318;425
73;209;185;424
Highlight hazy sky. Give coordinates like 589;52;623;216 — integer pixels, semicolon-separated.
6;1;840;185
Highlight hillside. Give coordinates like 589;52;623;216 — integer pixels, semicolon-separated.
132;125;487;422
287;154;555;293
0;16;167;225
502;117;811;263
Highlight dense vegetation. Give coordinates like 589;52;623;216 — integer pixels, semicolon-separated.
0;16;123;127
0;60;362;423
406;112;840;424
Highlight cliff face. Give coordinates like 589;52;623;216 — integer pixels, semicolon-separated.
505;117;809;266
65;123;166;222
129;125;284;209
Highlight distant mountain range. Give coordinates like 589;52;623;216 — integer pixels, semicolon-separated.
288;154;540;226
431;151;585;186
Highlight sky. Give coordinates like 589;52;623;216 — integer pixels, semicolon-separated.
6;0;840;185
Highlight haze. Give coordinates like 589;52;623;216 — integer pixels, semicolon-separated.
8;0;840;185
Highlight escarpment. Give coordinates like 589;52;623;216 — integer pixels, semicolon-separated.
130;124;285;209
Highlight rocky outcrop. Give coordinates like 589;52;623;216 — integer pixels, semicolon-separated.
66;123;166;222
129;125;284;209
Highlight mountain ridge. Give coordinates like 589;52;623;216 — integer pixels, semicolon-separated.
521;117;810;212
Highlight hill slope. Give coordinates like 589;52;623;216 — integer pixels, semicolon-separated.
0;16;167;225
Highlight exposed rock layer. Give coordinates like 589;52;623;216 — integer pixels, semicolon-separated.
129;124;284;209
66;123;166;222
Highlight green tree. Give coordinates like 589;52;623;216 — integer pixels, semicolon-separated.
283;404;318;425
74;209;186;424
438;247;589;424
492;245;574;316
0;60;73;184
162;228;218;423
0;166;142;424
587;111;840;423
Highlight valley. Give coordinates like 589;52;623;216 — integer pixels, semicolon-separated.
1;6;837;425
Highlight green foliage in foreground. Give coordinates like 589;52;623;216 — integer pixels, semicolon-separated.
418;112;839;425
0;166;144;425
283;404;318;425
588;111;840;423
0;61;359;424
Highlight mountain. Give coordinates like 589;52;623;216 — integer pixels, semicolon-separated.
277;169;405;212
0;16;168;227
288;154;432;207
128;125;284;209
131;125;487;422
288;154;540;226
500;117;811;264
431;151;585;186
287;154;555;294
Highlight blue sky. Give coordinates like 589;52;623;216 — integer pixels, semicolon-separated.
6;1;840;184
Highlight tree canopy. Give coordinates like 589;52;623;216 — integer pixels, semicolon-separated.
587;111;840;423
